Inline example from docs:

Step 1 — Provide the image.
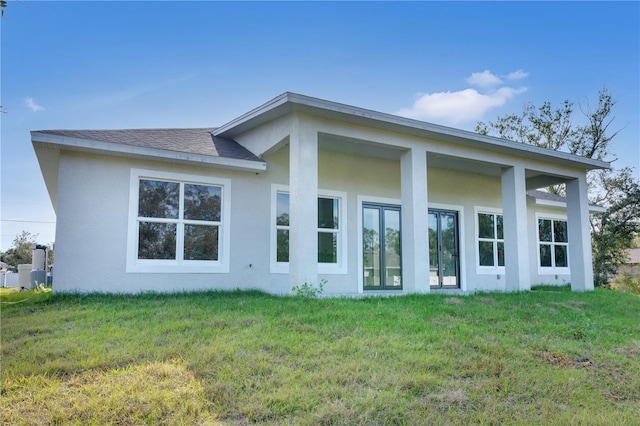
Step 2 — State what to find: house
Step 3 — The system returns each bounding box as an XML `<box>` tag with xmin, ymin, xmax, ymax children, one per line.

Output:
<box><xmin>31</xmin><ymin>93</ymin><xmax>609</xmax><ymax>295</ymax></box>
<box><xmin>619</xmin><ymin>248</ymin><xmax>640</xmax><ymax>275</ymax></box>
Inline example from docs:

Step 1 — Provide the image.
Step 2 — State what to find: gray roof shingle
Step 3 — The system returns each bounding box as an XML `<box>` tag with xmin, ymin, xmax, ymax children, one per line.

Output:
<box><xmin>36</xmin><ymin>128</ymin><xmax>262</xmax><ymax>162</ymax></box>
<box><xmin>527</xmin><ymin>189</ymin><xmax>567</xmax><ymax>202</ymax></box>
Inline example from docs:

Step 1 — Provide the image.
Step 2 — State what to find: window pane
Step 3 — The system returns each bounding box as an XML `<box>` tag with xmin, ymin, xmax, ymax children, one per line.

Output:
<box><xmin>318</xmin><ymin>232</ymin><xmax>337</xmax><ymax>263</ymax></box>
<box><xmin>555</xmin><ymin>245</ymin><xmax>568</xmax><ymax>267</ymax></box>
<box><xmin>496</xmin><ymin>215</ymin><xmax>504</xmax><ymax>240</ymax></box>
<box><xmin>539</xmin><ymin>244</ymin><xmax>552</xmax><ymax>267</ymax></box>
<box><xmin>478</xmin><ymin>213</ymin><xmax>495</xmax><ymax>239</ymax></box>
<box><xmin>440</xmin><ymin>213</ymin><xmax>457</xmax><ymax>281</ymax></box>
<box><xmin>138</xmin><ymin>222</ymin><xmax>176</xmax><ymax>259</ymax></box>
<box><xmin>497</xmin><ymin>242</ymin><xmax>505</xmax><ymax>266</ymax></box>
<box><xmin>554</xmin><ymin>220</ymin><xmax>568</xmax><ymax>243</ymax></box>
<box><xmin>384</xmin><ymin>209</ymin><xmax>402</xmax><ymax>287</ymax></box>
<box><xmin>276</xmin><ymin>229</ymin><xmax>289</xmax><ymax>262</ymax></box>
<box><xmin>184</xmin><ymin>224</ymin><xmax>218</xmax><ymax>260</ymax></box>
<box><xmin>276</xmin><ymin>193</ymin><xmax>289</xmax><ymax>226</ymax></box>
<box><xmin>138</xmin><ymin>180</ymin><xmax>179</xmax><ymax>219</ymax></box>
<box><xmin>363</xmin><ymin>208</ymin><xmax>380</xmax><ymax>287</ymax></box>
<box><xmin>479</xmin><ymin>241</ymin><xmax>495</xmax><ymax>266</ymax></box>
<box><xmin>539</xmin><ymin>219</ymin><xmax>552</xmax><ymax>242</ymax></box>
<box><xmin>429</xmin><ymin>213</ymin><xmax>438</xmax><ymax>277</ymax></box>
<box><xmin>184</xmin><ymin>184</ymin><xmax>221</xmax><ymax>221</ymax></box>
<box><xmin>318</xmin><ymin>198</ymin><xmax>338</xmax><ymax>229</ymax></box>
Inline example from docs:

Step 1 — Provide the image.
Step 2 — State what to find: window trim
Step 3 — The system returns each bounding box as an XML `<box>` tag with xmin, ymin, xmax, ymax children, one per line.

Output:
<box><xmin>474</xmin><ymin>206</ymin><xmax>506</xmax><ymax>275</ymax></box>
<box><xmin>535</xmin><ymin>212</ymin><xmax>570</xmax><ymax>275</ymax></box>
<box><xmin>126</xmin><ymin>168</ymin><xmax>231</xmax><ymax>273</ymax></box>
<box><xmin>270</xmin><ymin>184</ymin><xmax>348</xmax><ymax>274</ymax></box>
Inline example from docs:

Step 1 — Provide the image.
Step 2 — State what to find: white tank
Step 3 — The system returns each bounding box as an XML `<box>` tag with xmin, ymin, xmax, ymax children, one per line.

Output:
<box><xmin>32</xmin><ymin>246</ymin><xmax>46</xmax><ymax>271</ymax></box>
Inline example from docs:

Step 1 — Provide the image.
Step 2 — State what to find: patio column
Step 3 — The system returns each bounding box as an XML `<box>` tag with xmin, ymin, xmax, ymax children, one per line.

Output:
<box><xmin>501</xmin><ymin>165</ymin><xmax>531</xmax><ymax>291</ymax></box>
<box><xmin>289</xmin><ymin>116</ymin><xmax>318</xmax><ymax>291</ymax></box>
<box><xmin>401</xmin><ymin>148</ymin><xmax>430</xmax><ymax>293</ymax></box>
<box><xmin>566</xmin><ymin>175</ymin><xmax>594</xmax><ymax>291</ymax></box>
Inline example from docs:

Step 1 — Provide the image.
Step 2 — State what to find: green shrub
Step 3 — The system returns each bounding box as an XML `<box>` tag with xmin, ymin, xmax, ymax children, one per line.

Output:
<box><xmin>291</xmin><ymin>279</ymin><xmax>325</xmax><ymax>299</ymax></box>
<box><xmin>614</xmin><ymin>271</ymin><xmax>640</xmax><ymax>295</ymax></box>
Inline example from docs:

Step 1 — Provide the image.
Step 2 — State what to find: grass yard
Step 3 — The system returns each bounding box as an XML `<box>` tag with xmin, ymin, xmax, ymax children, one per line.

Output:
<box><xmin>1</xmin><ymin>286</ymin><xmax>639</xmax><ymax>425</ymax></box>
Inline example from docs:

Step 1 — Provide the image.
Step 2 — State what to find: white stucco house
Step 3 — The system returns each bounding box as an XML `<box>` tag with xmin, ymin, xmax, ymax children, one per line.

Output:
<box><xmin>32</xmin><ymin>93</ymin><xmax>609</xmax><ymax>295</ymax></box>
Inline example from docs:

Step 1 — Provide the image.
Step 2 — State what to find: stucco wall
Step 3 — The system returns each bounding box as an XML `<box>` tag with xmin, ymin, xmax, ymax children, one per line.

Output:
<box><xmin>53</xmin><ymin>146</ymin><xmax>573</xmax><ymax>294</ymax></box>
<box><xmin>54</xmin><ymin>152</ymin><xmax>278</xmax><ymax>293</ymax></box>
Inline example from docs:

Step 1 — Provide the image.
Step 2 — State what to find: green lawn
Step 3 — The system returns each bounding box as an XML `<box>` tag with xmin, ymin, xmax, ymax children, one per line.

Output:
<box><xmin>1</xmin><ymin>287</ymin><xmax>639</xmax><ymax>425</ymax></box>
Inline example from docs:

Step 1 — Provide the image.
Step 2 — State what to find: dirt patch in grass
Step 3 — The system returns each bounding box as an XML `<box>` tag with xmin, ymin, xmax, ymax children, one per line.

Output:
<box><xmin>549</xmin><ymin>301</ymin><xmax>588</xmax><ymax>309</ymax></box>
<box><xmin>537</xmin><ymin>351</ymin><xmax>593</xmax><ymax>369</ymax></box>
<box><xmin>420</xmin><ymin>389</ymin><xmax>470</xmax><ymax>412</ymax></box>
<box><xmin>1</xmin><ymin>361</ymin><xmax>220</xmax><ymax>425</ymax></box>
<box><xmin>613</xmin><ymin>341</ymin><xmax>640</xmax><ymax>358</ymax></box>
<box><xmin>444</xmin><ymin>297</ymin><xmax>465</xmax><ymax>305</ymax></box>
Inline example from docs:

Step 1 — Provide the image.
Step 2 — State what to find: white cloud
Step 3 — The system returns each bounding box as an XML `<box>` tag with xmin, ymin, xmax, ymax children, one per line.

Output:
<box><xmin>466</xmin><ymin>70</ymin><xmax>503</xmax><ymax>88</ymax></box>
<box><xmin>396</xmin><ymin>70</ymin><xmax>529</xmax><ymax>124</ymax></box>
<box><xmin>505</xmin><ymin>69</ymin><xmax>529</xmax><ymax>81</ymax></box>
<box><xmin>24</xmin><ymin>97</ymin><xmax>44</xmax><ymax>112</ymax></box>
<box><xmin>397</xmin><ymin>87</ymin><xmax>527</xmax><ymax>124</ymax></box>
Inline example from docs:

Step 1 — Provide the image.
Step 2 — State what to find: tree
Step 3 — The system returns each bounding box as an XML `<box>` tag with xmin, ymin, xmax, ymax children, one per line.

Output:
<box><xmin>476</xmin><ymin>88</ymin><xmax>639</xmax><ymax>285</ymax></box>
<box><xmin>590</xmin><ymin>168</ymin><xmax>640</xmax><ymax>285</ymax></box>
<box><xmin>476</xmin><ymin>89</ymin><xmax>619</xmax><ymax>162</ymax></box>
<box><xmin>0</xmin><ymin>231</ymin><xmax>54</xmax><ymax>271</ymax></box>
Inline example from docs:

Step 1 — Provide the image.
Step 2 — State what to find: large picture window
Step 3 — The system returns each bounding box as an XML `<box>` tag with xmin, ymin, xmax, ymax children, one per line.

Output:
<box><xmin>538</xmin><ymin>217</ymin><xmax>569</xmax><ymax>269</ymax></box>
<box><xmin>271</xmin><ymin>186</ymin><xmax>347</xmax><ymax>274</ymax></box>
<box><xmin>127</xmin><ymin>169</ymin><xmax>230</xmax><ymax>273</ymax></box>
<box><xmin>476</xmin><ymin>211</ymin><xmax>504</xmax><ymax>269</ymax></box>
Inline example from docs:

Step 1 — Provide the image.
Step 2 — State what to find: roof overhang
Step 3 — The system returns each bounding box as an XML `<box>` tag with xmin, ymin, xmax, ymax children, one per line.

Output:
<box><xmin>32</xmin><ymin>131</ymin><xmax>267</xmax><ymax>212</ymax></box>
<box><xmin>214</xmin><ymin>92</ymin><xmax>611</xmax><ymax>172</ymax></box>
<box><xmin>31</xmin><ymin>131</ymin><xmax>267</xmax><ymax>172</ymax></box>
<box><xmin>527</xmin><ymin>194</ymin><xmax>607</xmax><ymax>213</ymax></box>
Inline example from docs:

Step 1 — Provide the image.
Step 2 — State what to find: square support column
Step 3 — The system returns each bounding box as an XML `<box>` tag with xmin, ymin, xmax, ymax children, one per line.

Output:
<box><xmin>566</xmin><ymin>175</ymin><xmax>594</xmax><ymax>291</ymax></box>
<box><xmin>288</xmin><ymin>117</ymin><xmax>318</xmax><ymax>291</ymax></box>
<box><xmin>501</xmin><ymin>166</ymin><xmax>531</xmax><ymax>291</ymax></box>
<box><xmin>401</xmin><ymin>148</ymin><xmax>430</xmax><ymax>293</ymax></box>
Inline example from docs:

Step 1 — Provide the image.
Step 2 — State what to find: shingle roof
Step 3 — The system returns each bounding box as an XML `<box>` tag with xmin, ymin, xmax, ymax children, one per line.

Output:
<box><xmin>36</xmin><ymin>128</ymin><xmax>262</xmax><ymax>162</ymax></box>
<box><xmin>526</xmin><ymin>189</ymin><xmax>567</xmax><ymax>202</ymax></box>
<box><xmin>626</xmin><ymin>248</ymin><xmax>640</xmax><ymax>264</ymax></box>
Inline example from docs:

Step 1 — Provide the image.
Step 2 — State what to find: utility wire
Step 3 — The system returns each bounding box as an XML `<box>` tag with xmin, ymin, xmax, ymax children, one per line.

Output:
<box><xmin>1</xmin><ymin>220</ymin><xmax>56</xmax><ymax>224</ymax></box>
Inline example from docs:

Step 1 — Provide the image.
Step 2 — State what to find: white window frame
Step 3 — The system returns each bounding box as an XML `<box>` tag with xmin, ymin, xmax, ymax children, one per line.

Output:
<box><xmin>270</xmin><ymin>184</ymin><xmax>348</xmax><ymax>274</ymax></box>
<box><xmin>474</xmin><ymin>206</ymin><xmax>506</xmax><ymax>275</ymax></box>
<box><xmin>126</xmin><ymin>168</ymin><xmax>231</xmax><ymax>273</ymax></box>
<box><xmin>535</xmin><ymin>212</ymin><xmax>570</xmax><ymax>275</ymax></box>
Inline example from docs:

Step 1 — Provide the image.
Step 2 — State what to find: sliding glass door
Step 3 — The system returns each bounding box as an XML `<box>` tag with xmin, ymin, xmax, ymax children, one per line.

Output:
<box><xmin>363</xmin><ymin>204</ymin><xmax>402</xmax><ymax>290</ymax></box>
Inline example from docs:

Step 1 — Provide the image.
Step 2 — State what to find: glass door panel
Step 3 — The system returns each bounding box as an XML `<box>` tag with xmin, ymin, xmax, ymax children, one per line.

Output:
<box><xmin>440</xmin><ymin>212</ymin><xmax>458</xmax><ymax>287</ymax></box>
<box><xmin>384</xmin><ymin>209</ymin><xmax>402</xmax><ymax>288</ymax></box>
<box><xmin>363</xmin><ymin>207</ymin><xmax>381</xmax><ymax>288</ymax></box>
<box><xmin>428</xmin><ymin>212</ymin><xmax>439</xmax><ymax>286</ymax></box>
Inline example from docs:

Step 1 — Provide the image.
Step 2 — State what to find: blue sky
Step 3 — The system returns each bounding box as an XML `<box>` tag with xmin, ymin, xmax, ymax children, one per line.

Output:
<box><xmin>1</xmin><ymin>1</ymin><xmax>638</xmax><ymax>250</ymax></box>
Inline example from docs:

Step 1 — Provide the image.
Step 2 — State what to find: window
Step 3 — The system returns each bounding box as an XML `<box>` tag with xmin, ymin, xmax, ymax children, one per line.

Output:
<box><xmin>317</xmin><ymin>197</ymin><xmax>339</xmax><ymax>263</ymax></box>
<box><xmin>127</xmin><ymin>169</ymin><xmax>230</xmax><ymax>273</ymax></box>
<box><xmin>538</xmin><ymin>217</ymin><xmax>568</xmax><ymax>269</ymax></box>
<box><xmin>477</xmin><ymin>211</ymin><xmax>504</xmax><ymax>269</ymax></box>
<box><xmin>271</xmin><ymin>185</ymin><xmax>346</xmax><ymax>273</ymax></box>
